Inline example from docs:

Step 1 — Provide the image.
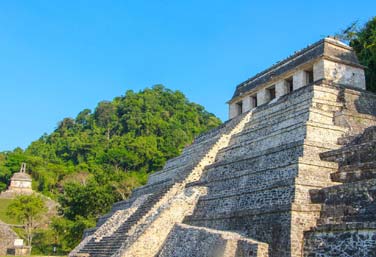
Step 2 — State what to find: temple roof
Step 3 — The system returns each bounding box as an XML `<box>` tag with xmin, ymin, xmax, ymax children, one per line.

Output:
<box><xmin>230</xmin><ymin>37</ymin><xmax>364</xmax><ymax>102</ymax></box>
<box><xmin>11</xmin><ymin>172</ymin><xmax>32</xmax><ymax>181</ymax></box>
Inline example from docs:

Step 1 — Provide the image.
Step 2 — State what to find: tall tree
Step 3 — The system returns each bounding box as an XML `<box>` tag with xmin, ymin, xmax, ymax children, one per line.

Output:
<box><xmin>7</xmin><ymin>194</ymin><xmax>47</xmax><ymax>246</ymax></box>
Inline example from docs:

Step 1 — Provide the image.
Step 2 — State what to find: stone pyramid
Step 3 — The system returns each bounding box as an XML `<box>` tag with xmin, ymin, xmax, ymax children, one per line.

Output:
<box><xmin>70</xmin><ymin>38</ymin><xmax>376</xmax><ymax>257</ymax></box>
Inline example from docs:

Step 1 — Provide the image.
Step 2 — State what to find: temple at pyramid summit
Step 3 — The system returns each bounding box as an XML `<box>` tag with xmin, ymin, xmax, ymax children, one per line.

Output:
<box><xmin>70</xmin><ymin>37</ymin><xmax>376</xmax><ymax>257</ymax></box>
<box><xmin>0</xmin><ymin>163</ymin><xmax>33</xmax><ymax>198</ymax></box>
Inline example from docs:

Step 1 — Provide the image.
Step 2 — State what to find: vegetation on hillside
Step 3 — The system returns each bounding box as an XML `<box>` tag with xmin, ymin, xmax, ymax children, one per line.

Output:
<box><xmin>0</xmin><ymin>198</ymin><xmax>20</xmax><ymax>225</ymax></box>
<box><xmin>7</xmin><ymin>194</ymin><xmax>47</xmax><ymax>246</ymax></box>
<box><xmin>0</xmin><ymin>85</ymin><xmax>221</xmax><ymax>254</ymax></box>
<box><xmin>337</xmin><ymin>16</ymin><xmax>376</xmax><ymax>93</ymax></box>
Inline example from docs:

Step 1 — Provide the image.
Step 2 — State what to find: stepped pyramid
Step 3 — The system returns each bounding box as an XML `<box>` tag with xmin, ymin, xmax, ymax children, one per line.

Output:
<box><xmin>70</xmin><ymin>38</ymin><xmax>376</xmax><ymax>257</ymax></box>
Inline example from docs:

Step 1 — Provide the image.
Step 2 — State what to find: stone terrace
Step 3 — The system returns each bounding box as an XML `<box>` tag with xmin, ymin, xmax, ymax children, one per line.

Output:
<box><xmin>304</xmin><ymin>126</ymin><xmax>376</xmax><ymax>257</ymax></box>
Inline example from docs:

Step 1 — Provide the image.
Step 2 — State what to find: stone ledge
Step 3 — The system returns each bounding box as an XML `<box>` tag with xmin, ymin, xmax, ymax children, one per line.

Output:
<box><xmin>219</xmin><ymin>124</ymin><xmax>307</xmax><ymax>157</ymax></box>
<box><xmin>196</xmin><ymin>111</ymin><xmax>246</xmax><ymax>143</ymax></box>
<box><xmin>186</xmin><ymin>203</ymin><xmax>322</xmax><ymax>222</ymax></box>
<box><xmin>246</xmin><ymin>97</ymin><xmax>311</xmax><ymax>124</ymax></box>
<box><xmin>307</xmin><ymin>222</ymin><xmax>376</xmax><ymax>233</ymax></box>
<box><xmin>207</xmin><ymin>140</ymin><xmax>305</xmax><ymax>170</ymax></box>
<box><xmin>310</xmin><ymin>178</ymin><xmax>376</xmax><ymax>204</ymax></box>
<box><xmin>335</xmin><ymin>109</ymin><xmax>376</xmax><ymax>122</ymax></box>
<box><xmin>331</xmin><ymin>161</ymin><xmax>376</xmax><ymax>182</ymax></box>
<box><xmin>198</xmin><ymin>178</ymin><xmax>295</xmax><ymax>201</ymax></box>
<box><xmin>320</xmin><ymin>141</ymin><xmax>376</xmax><ymax>162</ymax></box>
<box><xmin>132</xmin><ymin>179</ymin><xmax>173</xmax><ymax>196</ymax></box>
<box><xmin>197</xmin><ymin>163</ymin><xmax>298</xmax><ymax>186</ymax></box>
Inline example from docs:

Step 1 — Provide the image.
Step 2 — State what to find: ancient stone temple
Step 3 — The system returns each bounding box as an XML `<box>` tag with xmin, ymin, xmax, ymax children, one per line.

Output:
<box><xmin>0</xmin><ymin>163</ymin><xmax>33</xmax><ymax>198</ymax></box>
<box><xmin>0</xmin><ymin>163</ymin><xmax>33</xmax><ymax>255</ymax></box>
<box><xmin>70</xmin><ymin>37</ymin><xmax>376</xmax><ymax>257</ymax></box>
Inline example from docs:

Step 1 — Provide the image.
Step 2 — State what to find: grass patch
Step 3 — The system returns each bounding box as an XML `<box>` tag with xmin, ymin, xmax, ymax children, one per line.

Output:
<box><xmin>0</xmin><ymin>255</ymin><xmax>67</xmax><ymax>257</ymax></box>
<box><xmin>0</xmin><ymin>198</ymin><xmax>20</xmax><ymax>224</ymax></box>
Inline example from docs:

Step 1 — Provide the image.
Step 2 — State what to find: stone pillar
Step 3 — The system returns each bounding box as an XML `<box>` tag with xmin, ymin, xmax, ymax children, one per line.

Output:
<box><xmin>242</xmin><ymin>96</ymin><xmax>252</xmax><ymax>113</ymax></box>
<box><xmin>257</xmin><ymin>89</ymin><xmax>268</xmax><ymax>105</ymax></box>
<box><xmin>313</xmin><ymin>59</ymin><xmax>325</xmax><ymax>81</ymax></box>
<box><xmin>275</xmin><ymin>80</ymin><xmax>288</xmax><ymax>98</ymax></box>
<box><xmin>293</xmin><ymin>70</ymin><xmax>306</xmax><ymax>90</ymax></box>
<box><xmin>250</xmin><ymin>95</ymin><xmax>258</xmax><ymax>109</ymax></box>
<box><xmin>229</xmin><ymin>103</ymin><xmax>238</xmax><ymax>119</ymax></box>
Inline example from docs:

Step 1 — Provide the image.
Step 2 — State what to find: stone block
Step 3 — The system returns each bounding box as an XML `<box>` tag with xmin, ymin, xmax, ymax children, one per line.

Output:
<box><xmin>157</xmin><ymin>224</ymin><xmax>268</xmax><ymax>257</ymax></box>
<box><xmin>257</xmin><ymin>89</ymin><xmax>268</xmax><ymax>105</ymax></box>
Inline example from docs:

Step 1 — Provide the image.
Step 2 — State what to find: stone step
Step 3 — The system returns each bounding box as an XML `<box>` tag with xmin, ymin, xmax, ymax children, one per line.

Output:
<box><xmin>337</xmin><ymin>135</ymin><xmax>356</xmax><ymax>145</ymax></box>
<box><xmin>304</xmin><ymin>222</ymin><xmax>376</xmax><ymax>257</ymax></box>
<box><xmin>311</xmin><ymin>97</ymin><xmax>343</xmax><ymax>113</ymax></box>
<box><xmin>331</xmin><ymin>161</ymin><xmax>376</xmax><ymax>182</ymax></box>
<box><xmin>316</xmin><ymin>204</ymin><xmax>357</xmax><ymax>225</ymax></box>
<box><xmin>220</xmin><ymin>122</ymin><xmax>307</xmax><ymax>161</ymax></box>
<box><xmin>193</xmin><ymin>112</ymin><xmax>245</xmax><ymax>144</ymax></box>
<box><xmin>182</xmin><ymin>135</ymin><xmax>223</xmax><ymax>154</ymax></box>
<box><xmin>310</xmin><ymin>179</ymin><xmax>376</xmax><ymax>227</ymax></box>
<box><xmin>131</xmin><ymin>179</ymin><xmax>172</xmax><ymax>197</ymax></box>
<box><xmin>344</xmin><ymin>213</ymin><xmax>376</xmax><ymax>222</ymax></box>
<box><xmin>311</xmin><ymin>179</ymin><xmax>376</xmax><ymax>204</ymax></box>
<box><xmin>205</xmin><ymin>140</ymin><xmax>306</xmax><ymax>176</ymax></box>
<box><xmin>320</xmin><ymin>141</ymin><xmax>376</xmax><ymax>166</ymax></box>
<box><xmin>241</xmin><ymin>101</ymin><xmax>311</xmax><ymax>135</ymax></box>
<box><xmin>77</xmin><ymin>186</ymin><xmax>173</xmax><ymax>255</ymax></box>
<box><xmin>231</xmin><ymin>114</ymin><xmax>308</xmax><ymax>147</ymax></box>
<box><xmin>203</xmin><ymin>178</ymin><xmax>295</xmax><ymax>201</ymax></box>
<box><xmin>193</xmin><ymin>185</ymin><xmax>294</xmax><ymax>218</ymax></box>
<box><xmin>161</xmin><ymin>149</ymin><xmax>208</xmax><ymax>171</ymax></box>
<box><xmin>147</xmin><ymin>163</ymin><xmax>197</xmax><ymax>185</ymax></box>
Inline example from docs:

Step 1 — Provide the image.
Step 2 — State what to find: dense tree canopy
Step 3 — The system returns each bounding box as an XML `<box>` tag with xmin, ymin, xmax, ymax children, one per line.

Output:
<box><xmin>0</xmin><ymin>85</ymin><xmax>221</xmax><ymax>253</ymax></box>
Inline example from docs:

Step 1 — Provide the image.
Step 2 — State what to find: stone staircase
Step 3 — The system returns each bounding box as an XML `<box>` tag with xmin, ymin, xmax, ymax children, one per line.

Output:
<box><xmin>114</xmin><ymin>111</ymin><xmax>253</xmax><ymax>257</ymax></box>
<box><xmin>75</xmin><ymin>186</ymin><xmax>172</xmax><ymax>257</ymax></box>
<box><xmin>70</xmin><ymin>110</ymin><xmax>253</xmax><ymax>257</ymax></box>
<box><xmin>304</xmin><ymin>126</ymin><xmax>376</xmax><ymax>257</ymax></box>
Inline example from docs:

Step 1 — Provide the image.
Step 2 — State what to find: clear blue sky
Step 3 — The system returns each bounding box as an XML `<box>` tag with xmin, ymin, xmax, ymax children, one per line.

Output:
<box><xmin>0</xmin><ymin>1</ymin><xmax>375</xmax><ymax>151</ymax></box>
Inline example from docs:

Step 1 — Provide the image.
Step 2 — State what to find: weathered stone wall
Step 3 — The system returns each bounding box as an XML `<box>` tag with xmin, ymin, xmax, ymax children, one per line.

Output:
<box><xmin>316</xmin><ymin>59</ymin><xmax>366</xmax><ymax>89</ymax></box>
<box><xmin>0</xmin><ymin>221</ymin><xmax>19</xmax><ymax>255</ymax></box>
<box><xmin>157</xmin><ymin>223</ymin><xmax>268</xmax><ymax>257</ymax></box>
<box><xmin>9</xmin><ymin>180</ymin><xmax>32</xmax><ymax>189</ymax></box>
<box><xmin>304</xmin><ymin>226</ymin><xmax>376</xmax><ymax>257</ymax></box>
<box><xmin>334</xmin><ymin>85</ymin><xmax>376</xmax><ymax>134</ymax></box>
